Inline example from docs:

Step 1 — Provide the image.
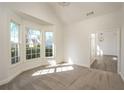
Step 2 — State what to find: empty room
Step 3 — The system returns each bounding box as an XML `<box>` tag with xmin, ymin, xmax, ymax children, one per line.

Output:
<box><xmin>0</xmin><ymin>1</ymin><xmax>124</xmax><ymax>90</ymax></box>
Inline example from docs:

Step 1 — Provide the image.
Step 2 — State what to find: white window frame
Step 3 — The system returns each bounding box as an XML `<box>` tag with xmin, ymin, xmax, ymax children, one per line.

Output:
<box><xmin>25</xmin><ymin>27</ymin><xmax>42</xmax><ymax>60</ymax></box>
<box><xmin>10</xmin><ymin>20</ymin><xmax>21</xmax><ymax>65</ymax></box>
<box><xmin>44</xmin><ymin>31</ymin><xmax>55</xmax><ymax>59</ymax></box>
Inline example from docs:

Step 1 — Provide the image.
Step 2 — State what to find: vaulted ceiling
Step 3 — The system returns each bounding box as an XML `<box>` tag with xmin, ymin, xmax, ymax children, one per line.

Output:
<box><xmin>49</xmin><ymin>2</ymin><xmax>122</xmax><ymax>24</ymax></box>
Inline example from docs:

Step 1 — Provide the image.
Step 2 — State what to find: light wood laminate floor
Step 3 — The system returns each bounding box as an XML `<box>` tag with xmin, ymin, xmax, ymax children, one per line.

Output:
<box><xmin>91</xmin><ymin>55</ymin><xmax>117</xmax><ymax>73</ymax></box>
<box><xmin>0</xmin><ymin>64</ymin><xmax>124</xmax><ymax>90</ymax></box>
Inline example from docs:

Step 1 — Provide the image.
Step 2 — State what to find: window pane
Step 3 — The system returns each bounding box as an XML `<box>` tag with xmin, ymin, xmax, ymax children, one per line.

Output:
<box><xmin>15</xmin><ymin>49</ymin><xmax>18</xmax><ymax>57</ymax></box>
<box><xmin>32</xmin><ymin>54</ymin><xmax>35</xmax><ymax>58</ymax></box>
<box><xmin>45</xmin><ymin>53</ymin><xmax>50</xmax><ymax>57</ymax></box>
<box><xmin>11</xmin><ymin>58</ymin><xmax>15</xmax><ymax>64</ymax></box>
<box><xmin>37</xmin><ymin>48</ymin><xmax>40</xmax><ymax>53</ymax></box>
<box><xmin>45</xmin><ymin>32</ymin><xmax>53</xmax><ymax>57</ymax></box>
<box><xmin>32</xmin><ymin>47</ymin><xmax>36</xmax><ymax>54</ymax></box>
<box><xmin>37</xmin><ymin>44</ymin><xmax>40</xmax><ymax>48</ymax></box>
<box><xmin>35</xmin><ymin>54</ymin><xmax>37</xmax><ymax>58</ymax></box>
<box><xmin>26</xmin><ymin>45</ymin><xmax>29</xmax><ymax>48</ymax></box>
<box><xmin>11</xmin><ymin>48</ymin><xmax>15</xmax><ymax>57</ymax></box>
<box><xmin>10</xmin><ymin>22</ymin><xmax>19</xmax><ymax>43</ymax></box>
<box><xmin>26</xmin><ymin>55</ymin><xmax>31</xmax><ymax>60</ymax></box>
<box><xmin>16</xmin><ymin>57</ymin><xmax>19</xmax><ymax>63</ymax></box>
<box><xmin>45</xmin><ymin>48</ymin><xmax>52</xmax><ymax>52</ymax></box>
<box><xmin>37</xmin><ymin>54</ymin><xmax>40</xmax><ymax>57</ymax></box>
<box><xmin>26</xmin><ymin>29</ymin><xmax>40</xmax><ymax>45</ymax></box>
<box><xmin>26</xmin><ymin>49</ymin><xmax>31</xmax><ymax>55</ymax></box>
<box><xmin>49</xmin><ymin>53</ymin><xmax>53</xmax><ymax>56</ymax></box>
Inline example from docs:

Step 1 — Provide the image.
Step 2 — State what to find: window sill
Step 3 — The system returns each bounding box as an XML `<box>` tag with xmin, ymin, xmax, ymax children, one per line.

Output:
<box><xmin>10</xmin><ymin>61</ymin><xmax>23</xmax><ymax>68</ymax></box>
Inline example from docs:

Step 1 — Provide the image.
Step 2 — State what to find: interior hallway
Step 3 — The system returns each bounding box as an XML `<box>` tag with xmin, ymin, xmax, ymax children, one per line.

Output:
<box><xmin>91</xmin><ymin>55</ymin><xmax>117</xmax><ymax>73</ymax></box>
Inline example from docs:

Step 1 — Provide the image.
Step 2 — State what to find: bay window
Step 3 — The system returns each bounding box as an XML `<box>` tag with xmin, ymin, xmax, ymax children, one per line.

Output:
<box><xmin>10</xmin><ymin>20</ymin><xmax>55</xmax><ymax>64</ymax></box>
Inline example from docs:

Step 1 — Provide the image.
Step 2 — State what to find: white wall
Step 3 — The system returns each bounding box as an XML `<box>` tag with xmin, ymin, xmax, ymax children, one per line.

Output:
<box><xmin>63</xmin><ymin>11</ymin><xmax>122</xmax><ymax>67</ymax></box>
<box><xmin>0</xmin><ymin>8</ymin><xmax>9</xmax><ymax>84</ymax></box>
<box><xmin>120</xmin><ymin>4</ymin><xmax>124</xmax><ymax>80</ymax></box>
<box><xmin>0</xmin><ymin>3</ymin><xmax>64</xmax><ymax>85</ymax></box>
<box><xmin>96</xmin><ymin>31</ymin><xmax>118</xmax><ymax>56</ymax></box>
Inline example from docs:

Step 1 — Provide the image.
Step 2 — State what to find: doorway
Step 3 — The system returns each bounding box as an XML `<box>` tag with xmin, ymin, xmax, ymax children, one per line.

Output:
<box><xmin>90</xmin><ymin>28</ymin><xmax>120</xmax><ymax>73</ymax></box>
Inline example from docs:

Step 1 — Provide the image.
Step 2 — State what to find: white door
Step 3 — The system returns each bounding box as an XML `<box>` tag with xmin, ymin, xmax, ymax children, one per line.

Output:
<box><xmin>95</xmin><ymin>28</ymin><xmax>120</xmax><ymax>73</ymax></box>
<box><xmin>96</xmin><ymin>31</ymin><xmax>117</xmax><ymax>56</ymax></box>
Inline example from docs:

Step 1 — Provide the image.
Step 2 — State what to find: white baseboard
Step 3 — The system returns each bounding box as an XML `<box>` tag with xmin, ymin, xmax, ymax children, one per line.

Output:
<box><xmin>0</xmin><ymin>62</ymin><xmax>49</xmax><ymax>86</ymax></box>
<box><xmin>0</xmin><ymin>71</ymin><xmax>22</xmax><ymax>86</ymax></box>
<box><xmin>75</xmin><ymin>63</ymin><xmax>90</xmax><ymax>68</ymax></box>
<box><xmin>90</xmin><ymin>57</ymin><xmax>96</xmax><ymax>66</ymax></box>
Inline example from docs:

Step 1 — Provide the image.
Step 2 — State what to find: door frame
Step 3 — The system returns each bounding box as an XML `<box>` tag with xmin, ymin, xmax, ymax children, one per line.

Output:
<box><xmin>89</xmin><ymin>28</ymin><xmax>121</xmax><ymax>73</ymax></box>
<box><xmin>89</xmin><ymin>33</ymin><xmax>97</xmax><ymax>65</ymax></box>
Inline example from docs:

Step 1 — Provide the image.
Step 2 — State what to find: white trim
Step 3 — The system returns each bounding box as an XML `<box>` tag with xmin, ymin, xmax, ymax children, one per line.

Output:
<box><xmin>89</xmin><ymin>33</ymin><xmax>97</xmax><ymax>66</ymax></box>
<box><xmin>9</xmin><ymin>12</ymin><xmax>23</xmax><ymax>68</ymax></box>
<box><xmin>117</xmin><ymin>28</ymin><xmax>121</xmax><ymax>73</ymax></box>
<box><xmin>76</xmin><ymin>63</ymin><xmax>89</xmax><ymax>68</ymax></box>
<box><xmin>89</xmin><ymin>28</ymin><xmax>121</xmax><ymax>74</ymax></box>
<box><xmin>44</xmin><ymin>31</ymin><xmax>55</xmax><ymax>59</ymax></box>
<box><xmin>119</xmin><ymin>72</ymin><xmax>124</xmax><ymax>81</ymax></box>
<box><xmin>0</xmin><ymin>61</ymin><xmax>49</xmax><ymax>86</ymax></box>
<box><xmin>90</xmin><ymin>57</ymin><xmax>96</xmax><ymax>66</ymax></box>
<box><xmin>0</xmin><ymin>70</ymin><xmax>22</xmax><ymax>86</ymax></box>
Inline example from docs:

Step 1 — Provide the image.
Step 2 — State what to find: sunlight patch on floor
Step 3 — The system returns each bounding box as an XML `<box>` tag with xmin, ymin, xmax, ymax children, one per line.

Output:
<box><xmin>32</xmin><ymin>66</ymin><xmax>74</xmax><ymax>76</ymax></box>
<box><xmin>56</xmin><ymin>66</ymin><xmax>74</xmax><ymax>72</ymax></box>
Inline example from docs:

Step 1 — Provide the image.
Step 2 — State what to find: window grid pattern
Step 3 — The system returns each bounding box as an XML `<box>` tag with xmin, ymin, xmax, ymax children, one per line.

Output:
<box><xmin>26</xmin><ymin>29</ymin><xmax>41</xmax><ymax>60</ymax></box>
